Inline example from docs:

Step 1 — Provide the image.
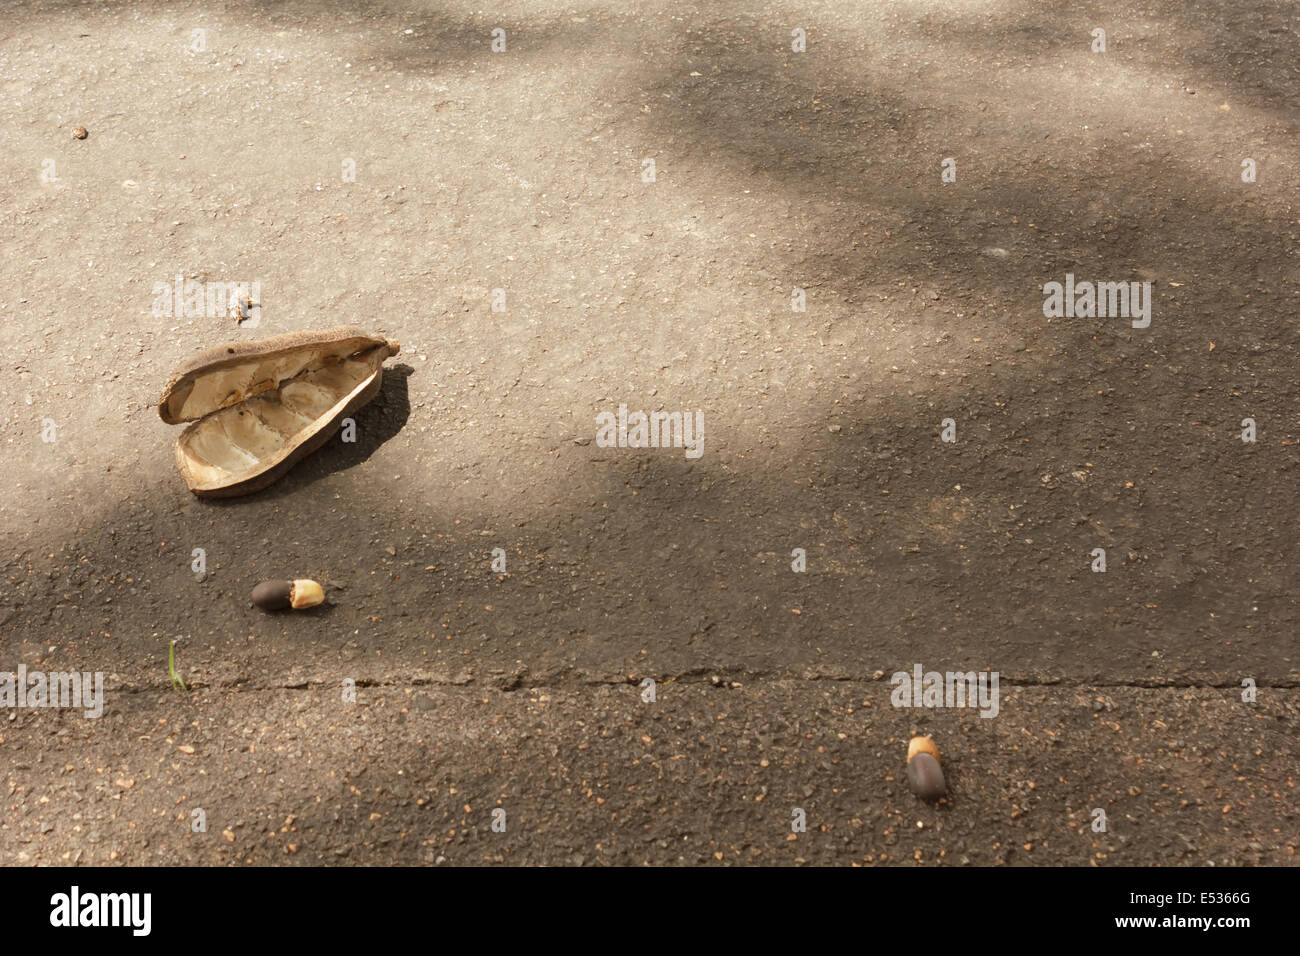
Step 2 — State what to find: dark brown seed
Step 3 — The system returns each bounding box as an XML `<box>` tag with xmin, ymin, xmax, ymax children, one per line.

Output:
<box><xmin>71</xmin><ymin>126</ymin><xmax>88</xmax><ymax>139</ymax></box>
<box><xmin>907</xmin><ymin>752</ymin><xmax>946</xmax><ymax>800</ymax></box>
<box><xmin>251</xmin><ymin>579</ymin><xmax>325</xmax><ymax>611</ymax></box>
<box><xmin>251</xmin><ymin>580</ymin><xmax>294</xmax><ymax>611</ymax></box>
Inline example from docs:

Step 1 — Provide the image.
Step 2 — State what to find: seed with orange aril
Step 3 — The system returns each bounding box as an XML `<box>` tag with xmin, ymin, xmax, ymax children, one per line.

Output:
<box><xmin>251</xmin><ymin>579</ymin><xmax>324</xmax><ymax>611</ymax></box>
<box><xmin>906</xmin><ymin>736</ymin><xmax>946</xmax><ymax>800</ymax></box>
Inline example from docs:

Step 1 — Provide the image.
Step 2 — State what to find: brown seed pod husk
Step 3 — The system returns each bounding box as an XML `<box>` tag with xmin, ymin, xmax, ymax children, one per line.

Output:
<box><xmin>158</xmin><ymin>327</ymin><xmax>399</xmax><ymax>497</ymax></box>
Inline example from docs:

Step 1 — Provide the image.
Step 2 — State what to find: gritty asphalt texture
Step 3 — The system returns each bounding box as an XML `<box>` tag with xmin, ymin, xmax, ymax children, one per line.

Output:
<box><xmin>1</xmin><ymin>0</ymin><xmax>1297</xmax><ymax>865</ymax></box>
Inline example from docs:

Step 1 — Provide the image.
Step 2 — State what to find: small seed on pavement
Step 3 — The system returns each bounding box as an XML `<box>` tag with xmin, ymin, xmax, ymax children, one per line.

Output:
<box><xmin>251</xmin><ymin>579</ymin><xmax>325</xmax><ymax>611</ymax></box>
<box><xmin>906</xmin><ymin>736</ymin><xmax>946</xmax><ymax>800</ymax></box>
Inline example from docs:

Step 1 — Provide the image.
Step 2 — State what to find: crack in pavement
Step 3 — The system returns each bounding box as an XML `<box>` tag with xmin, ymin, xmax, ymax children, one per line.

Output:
<box><xmin>75</xmin><ymin>673</ymin><xmax>1300</xmax><ymax>695</ymax></box>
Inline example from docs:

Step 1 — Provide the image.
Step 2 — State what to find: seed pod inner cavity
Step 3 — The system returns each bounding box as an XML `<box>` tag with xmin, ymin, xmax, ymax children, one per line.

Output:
<box><xmin>159</xmin><ymin>327</ymin><xmax>399</xmax><ymax>497</ymax></box>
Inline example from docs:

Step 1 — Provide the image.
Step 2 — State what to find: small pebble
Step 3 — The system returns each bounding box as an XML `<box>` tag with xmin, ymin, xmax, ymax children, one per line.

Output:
<box><xmin>71</xmin><ymin>125</ymin><xmax>88</xmax><ymax>139</ymax></box>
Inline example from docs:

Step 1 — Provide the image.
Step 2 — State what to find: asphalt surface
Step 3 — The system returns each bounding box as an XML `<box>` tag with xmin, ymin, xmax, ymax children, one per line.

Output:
<box><xmin>1</xmin><ymin>0</ymin><xmax>1296</xmax><ymax>865</ymax></box>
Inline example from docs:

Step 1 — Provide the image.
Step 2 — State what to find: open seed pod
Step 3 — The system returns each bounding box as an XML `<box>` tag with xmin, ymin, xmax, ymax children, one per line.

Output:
<box><xmin>159</xmin><ymin>327</ymin><xmax>400</xmax><ymax>497</ymax></box>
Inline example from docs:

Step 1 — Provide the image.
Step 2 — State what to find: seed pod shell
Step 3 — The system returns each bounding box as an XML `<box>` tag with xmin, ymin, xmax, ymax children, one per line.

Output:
<box><xmin>158</xmin><ymin>327</ymin><xmax>400</xmax><ymax>497</ymax></box>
